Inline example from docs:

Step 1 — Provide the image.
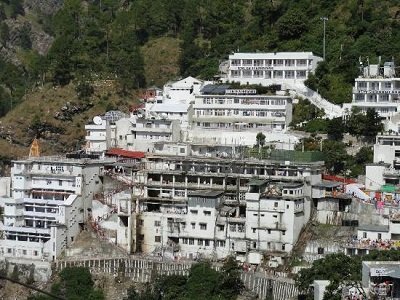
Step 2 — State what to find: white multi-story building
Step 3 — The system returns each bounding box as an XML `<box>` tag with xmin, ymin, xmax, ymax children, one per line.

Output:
<box><xmin>115</xmin><ymin>116</ymin><xmax>181</xmax><ymax>152</ymax></box>
<box><xmin>85</xmin><ymin>118</ymin><xmax>116</xmax><ymax>155</ymax></box>
<box><xmin>145</xmin><ymin>76</ymin><xmax>204</xmax><ymax>129</ymax></box>
<box><xmin>113</xmin><ymin>153</ymin><xmax>323</xmax><ymax>264</ymax></box>
<box><xmin>193</xmin><ymin>85</ymin><xmax>292</xmax><ymax>131</ymax></box>
<box><xmin>245</xmin><ymin>180</ymin><xmax>310</xmax><ymax>265</ymax></box>
<box><xmin>366</xmin><ymin>133</ymin><xmax>400</xmax><ymax>190</ymax></box>
<box><xmin>85</xmin><ymin>114</ymin><xmax>182</xmax><ymax>154</ymax></box>
<box><xmin>220</xmin><ymin>52</ymin><xmax>322</xmax><ymax>87</ymax></box>
<box><xmin>343</xmin><ymin>62</ymin><xmax>400</xmax><ymax>118</ymax></box>
<box><xmin>0</xmin><ymin>156</ymin><xmax>110</xmax><ymax>262</ymax></box>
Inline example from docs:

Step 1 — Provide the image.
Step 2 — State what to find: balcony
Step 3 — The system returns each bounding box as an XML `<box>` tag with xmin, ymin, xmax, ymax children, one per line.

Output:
<box><xmin>383</xmin><ymin>168</ymin><xmax>400</xmax><ymax>177</ymax></box>
<box><xmin>133</xmin><ymin>127</ymin><xmax>172</xmax><ymax>133</ymax></box>
<box><xmin>85</xmin><ymin>135</ymin><xmax>107</xmax><ymax>141</ymax></box>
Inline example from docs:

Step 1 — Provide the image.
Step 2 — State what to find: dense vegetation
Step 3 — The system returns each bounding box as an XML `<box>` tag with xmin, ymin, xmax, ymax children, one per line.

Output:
<box><xmin>296</xmin><ymin>250</ymin><xmax>400</xmax><ymax>300</ymax></box>
<box><xmin>28</xmin><ymin>266</ymin><xmax>104</xmax><ymax>300</ymax></box>
<box><xmin>0</xmin><ymin>0</ymin><xmax>399</xmax><ymax>117</ymax></box>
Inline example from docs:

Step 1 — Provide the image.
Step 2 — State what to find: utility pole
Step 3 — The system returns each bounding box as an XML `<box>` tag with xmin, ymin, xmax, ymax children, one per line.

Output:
<box><xmin>320</xmin><ymin>17</ymin><xmax>328</xmax><ymax>61</ymax></box>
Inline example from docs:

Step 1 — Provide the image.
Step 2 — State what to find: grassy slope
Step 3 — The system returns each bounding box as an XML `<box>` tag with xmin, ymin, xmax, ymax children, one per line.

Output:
<box><xmin>141</xmin><ymin>37</ymin><xmax>181</xmax><ymax>87</ymax></box>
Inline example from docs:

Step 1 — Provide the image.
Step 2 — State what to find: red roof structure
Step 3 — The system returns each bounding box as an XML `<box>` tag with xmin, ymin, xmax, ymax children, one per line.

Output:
<box><xmin>106</xmin><ymin>148</ymin><xmax>145</xmax><ymax>159</ymax></box>
<box><xmin>322</xmin><ymin>174</ymin><xmax>356</xmax><ymax>184</ymax></box>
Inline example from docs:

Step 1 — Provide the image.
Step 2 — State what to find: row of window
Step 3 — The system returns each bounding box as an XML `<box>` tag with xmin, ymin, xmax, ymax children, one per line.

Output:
<box><xmin>200</xmin><ymin>98</ymin><xmax>288</xmax><ymax>106</ymax></box>
<box><xmin>354</xmin><ymin>94</ymin><xmax>391</xmax><ymax>102</ymax></box>
<box><xmin>189</xmin><ymin>209</ymin><xmax>211</xmax><ymax>216</ymax></box>
<box><xmin>231</xmin><ymin>59</ymin><xmax>309</xmax><ymax>66</ymax></box>
<box><xmin>230</xmin><ymin>70</ymin><xmax>307</xmax><ymax>79</ymax></box>
<box><xmin>195</xmin><ymin>109</ymin><xmax>285</xmax><ymax>118</ymax></box>
<box><xmin>195</xmin><ymin>122</ymin><xmax>285</xmax><ymax>130</ymax></box>
<box><xmin>357</xmin><ymin>81</ymin><xmax>393</xmax><ymax>89</ymax></box>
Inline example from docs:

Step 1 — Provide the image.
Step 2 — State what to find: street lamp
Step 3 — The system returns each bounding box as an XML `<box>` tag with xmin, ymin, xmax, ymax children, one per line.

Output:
<box><xmin>320</xmin><ymin>17</ymin><xmax>328</xmax><ymax>61</ymax></box>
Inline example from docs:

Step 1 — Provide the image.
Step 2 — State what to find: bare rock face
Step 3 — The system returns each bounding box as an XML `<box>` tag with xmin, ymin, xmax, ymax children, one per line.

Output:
<box><xmin>23</xmin><ymin>0</ymin><xmax>64</xmax><ymax>16</ymax></box>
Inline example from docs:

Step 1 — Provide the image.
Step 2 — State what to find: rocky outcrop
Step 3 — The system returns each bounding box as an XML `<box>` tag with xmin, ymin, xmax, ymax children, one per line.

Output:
<box><xmin>54</xmin><ymin>101</ymin><xmax>94</xmax><ymax>121</ymax></box>
<box><xmin>23</xmin><ymin>0</ymin><xmax>64</xmax><ymax>16</ymax></box>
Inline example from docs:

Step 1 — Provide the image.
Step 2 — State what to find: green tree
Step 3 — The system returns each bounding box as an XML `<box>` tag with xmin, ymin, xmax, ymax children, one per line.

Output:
<box><xmin>18</xmin><ymin>24</ymin><xmax>32</xmax><ymax>49</ymax></box>
<box><xmin>276</xmin><ymin>8</ymin><xmax>308</xmax><ymax>40</ymax></box>
<box><xmin>322</xmin><ymin>140</ymin><xmax>349</xmax><ymax>174</ymax></box>
<box><xmin>0</xmin><ymin>21</ymin><xmax>9</xmax><ymax>45</ymax></box>
<box><xmin>362</xmin><ymin>108</ymin><xmax>383</xmax><ymax>142</ymax></box>
<box><xmin>326</xmin><ymin>117</ymin><xmax>345</xmax><ymax>141</ymax></box>
<box><xmin>256</xmin><ymin>132</ymin><xmax>266</xmax><ymax>147</ymax></box>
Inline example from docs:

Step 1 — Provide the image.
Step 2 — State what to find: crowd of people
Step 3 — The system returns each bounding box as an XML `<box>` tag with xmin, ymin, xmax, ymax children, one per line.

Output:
<box><xmin>347</xmin><ymin>238</ymin><xmax>400</xmax><ymax>250</ymax></box>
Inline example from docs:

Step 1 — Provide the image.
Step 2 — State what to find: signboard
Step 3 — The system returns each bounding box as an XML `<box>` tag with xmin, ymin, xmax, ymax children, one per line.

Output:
<box><xmin>226</xmin><ymin>89</ymin><xmax>257</xmax><ymax>95</ymax></box>
<box><xmin>231</xmin><ymin>66</ymin><xmax>274</xmax><ymax>71</ymax></box>
<box><xmin>370</xmin><ymin>268</ymin><xmax>393</xmax><ymax>276</ymax></box>
<box><xmin>358</xmin><ymin>90</ymin><xmax>400</xmax><ymax>94</ymax></box>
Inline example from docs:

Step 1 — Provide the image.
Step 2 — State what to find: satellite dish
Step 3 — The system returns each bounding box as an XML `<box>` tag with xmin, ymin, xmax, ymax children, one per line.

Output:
<box><xmin>93</xmin><ymin>116</ymin><xmax>102</xmax><ymax>125</ymax></box>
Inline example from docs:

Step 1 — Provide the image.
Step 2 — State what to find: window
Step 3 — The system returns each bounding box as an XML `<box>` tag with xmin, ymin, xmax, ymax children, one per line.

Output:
<box><xmin>274</xmin><ymin>202</ymin><xmax>278</xmax><ymax>207</ymax></box>
<box><xmin>268</xmin><ymin>229</ymin><xmax>271</xmax><ymax>234</ymax></box>
<box><xmin>154</xmin><ymin>221</ymin><xmax>161</xmax><ymax>227</ymax></box>
<box><xmin>252</xmin><ymin>228</ymin><xmax>256</xmax><ymax>233</ymax></box>
<box><xmin>238</xmin><ymin>224</ymin><xmax>245</xmax><ymax>232</ymax></box>
<box><xmin>252</xmin><ymin>242</ymin><xmax>257</xmax><ymax>249</ymax></box>
<box><xmin>189</xmin><ymin>238</ymin><xmax>194</xmax><ymax>245</ymax></box>
<box><xmin>182</xmin><ymin>238</ymin><xmax>188</xmax><ymax>244</ymax></box>
<box><xmin>34</xmin><ymin>250</ymin><xmax>38</xmax><ymax>256</ymax></box>
<box><xmin>204</xmin><ymin>211</ymin><xmax>211</xmax><ymax>216</ymax></box>
<box><xmin>200</xmin><ymin>223</ymin><xmax>207</xmax><ymax>230</ymax></box>
<box><xmin>273</xmin><ymin>215</ymin><xmax>277</xmax><ymax>218</ymax></box>
<box><xmin>59</xmin><ymin>180</ymin><xmax>62</xmax><ymax>186</ymax></box>
<box><xmin>139</xmin><ymin>219</ymin><xmax>144</xmax><ymax>226</ymax></box>
<box><xmin>155</xmin><ymin>236</ymin><xmax>161</xmax><ymax>243</ymax></box>
<box><xmin>217</xmin><ymin>240</ymin><xmax>225</xmax><ymax>247</ymax></box>
<box><xmin>204</xmin><ymin>240</ymin><xmax>210</xmax><ymax>247</ymax></box>
<box><xmin>7</xmin><ymin>248</ymin><xmax>11</xmax><ymax>254</ymax></box>
<box><xmin>217</xmin><ymin>225</ymin><xmax>224</xmax><ymax>231</ymax></box>
<box><xmin>317</xmin><ymin>247</ymin><xmax>324</xmax><ymax>254</ymax></box>
<box><xmin>190</xmin><ymin>210</ymin><xmax>198</xmax><ymax>215</ymax></box>
<box><xmin>230</xmin><ymin>224</ymin><xmax>236</xmax><ymax>232</ymax></box>
<box><xmin>282</xmin><ymin>244</ymin><xmax>286</xmax><ymax>251</ymax></box>
<box><xmin>180</xmin><ymin>148</ymin><xmax>185</xmax><ymax>154</ymax></box>
<box><xmin>363</xmin><ymin>232</ymin><xmax>367</xmax><ymax>239</ymax></box>
<box><xmin>286</xmin><ymin>204</ymin><xmax>289</xmax><ymax>209</ymax></box>
<box><xmin>191</xmin><ymin>222</ymin><xmax>195</xmax><ymax>229</ymax></box>
<box><xmin>378</xmin><ymin>233</ymin><xmax>382</xmax><ymax>240</ymax></box>
<box><xmin>282</xmin><ymin>231</ymin><xmax>286</xmax><ymax>235</ymax></box>
<box><xmin>22</xmin><ymin>250</ymin><xmax>27</xmax><ymax>255</ymax></box>
<box><xmin>198</xmin><ymin>239</ymin><xmax>203</xmax><ymax>246</ymax></box>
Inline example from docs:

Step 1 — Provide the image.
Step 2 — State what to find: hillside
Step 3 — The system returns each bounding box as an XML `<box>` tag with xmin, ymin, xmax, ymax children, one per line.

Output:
<box><xmin>0</xmin><ymin>0</ymin><xmax>398</xmax><ymax>168</ymax></box>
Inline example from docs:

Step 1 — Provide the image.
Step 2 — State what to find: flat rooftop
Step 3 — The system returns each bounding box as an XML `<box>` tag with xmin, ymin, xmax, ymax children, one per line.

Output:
<box><xmin>14</xmin><ymin>155</ymin><xmax>116</xmax><ymax>165</ymax></box>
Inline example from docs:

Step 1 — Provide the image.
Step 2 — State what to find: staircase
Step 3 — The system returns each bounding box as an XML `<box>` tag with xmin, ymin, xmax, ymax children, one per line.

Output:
<box><xmin>286</xmin><ymin>83</ymin><xmax>343</xmax><ymax>119</ymax></box>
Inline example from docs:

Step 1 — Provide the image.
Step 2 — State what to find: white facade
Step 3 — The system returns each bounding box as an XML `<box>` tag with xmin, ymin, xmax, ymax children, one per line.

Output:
<box><xmin>115</xmin><ymin>116</ymin><xmax>181</xmax><ymax>152</ymax></box>
<box><xmin>221</xmin><ymin>52</ymin><xmax>322</xmax><ymax>87</ymax></box>
<box><xmin>85</xmin><ymin>115</ymin><xmax>181</xmax><ymax>154</ymax></box>
<box><xmin>343</xmin><ymin>62</ymin><xmax>400</xmax><ymax>118</ymax></box>
<box><xmin>365</xmin><ymin>134</ymin><xmax>400</xmax><ymax>190</ymax></box>
<box><xmin>193</xmin><ymin>87</ymin><xmax>292</xmax><ymax>132</ymax></box>
<box><xmin>114</xmin><ymin>153</ymin><xmax>323</xmax><ymax>263</ymax></box>
<box><xmin>0</xmin><ymin>156</ymin><xmax>109</xmax><ymax>262</ymax></box>
<box><xmin>245</xmin><ymin>180</ymin><xmax>310</xmax><ymax>264</ymax></box>
<box><xmin>85</xmin><ymin>119</ymin><xmax>116</xmax><ymax>155</ymax></box>
<box><xmin>145</xmin><ymin>76</ymin><xmax>204</xmax><ymax>130</ymax></box>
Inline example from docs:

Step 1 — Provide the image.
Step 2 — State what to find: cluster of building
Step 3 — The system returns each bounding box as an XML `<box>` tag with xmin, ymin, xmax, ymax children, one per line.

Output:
<box><xmin>3</xmin><ymin>51</ymin><xmax>400</xmax><ymax>300</ymax></box>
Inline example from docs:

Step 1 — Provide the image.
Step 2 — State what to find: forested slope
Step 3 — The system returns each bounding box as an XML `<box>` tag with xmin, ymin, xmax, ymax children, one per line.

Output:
<box><xmin>0</xmin><ymin>0</ymin><xmax>398</xmax><ymax>159</ymax></box>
